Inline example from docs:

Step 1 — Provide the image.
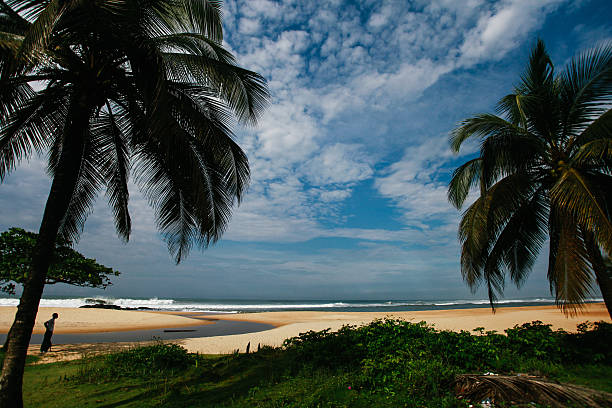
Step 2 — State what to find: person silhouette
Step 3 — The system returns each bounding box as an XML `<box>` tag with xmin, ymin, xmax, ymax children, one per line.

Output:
<box><xmin>40</xmin><ymin>313</ymin><xmax>58</xmax><ymax>353</ymax></box>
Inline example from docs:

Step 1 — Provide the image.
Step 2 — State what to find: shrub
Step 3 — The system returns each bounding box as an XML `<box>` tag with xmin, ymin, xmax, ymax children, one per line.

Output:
<box><xmin>505</xmin><ymin>321</ymin><xmax>563</xmax><ymax>360</ymax></box>
<box><xmin>562</xmin><ymin>321</ymin><xmax>612</xmax><ymax>364</ymax></box>
<box><xmin>105</xmin><ymin>342</ymin><xmax>194</xmax><ymax>375</ymax></box>
<box><xmin>71</xmin><ymin>342</ymin><xmax>196</xmax><ymax>382</ymax></box>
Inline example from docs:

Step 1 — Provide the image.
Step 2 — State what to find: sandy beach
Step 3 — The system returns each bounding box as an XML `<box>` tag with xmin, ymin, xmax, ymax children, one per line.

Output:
<box><xmin>179</xmin><ymin>303</ymin><xmax>611</xmax><ymax>354</ymax></box>
<box><xmin>0</xmin><ymin>307</ymin><xmax>210</xmax><ymax>334</ymax></box>
<box><xmin>0</xmin><ymin>303</ymin><xmax>609</xmax><ymax>361</ymax></box>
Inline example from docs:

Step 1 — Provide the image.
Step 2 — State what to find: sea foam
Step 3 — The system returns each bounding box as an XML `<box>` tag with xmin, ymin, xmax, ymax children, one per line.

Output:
<box><xmin>0</xmin><ymin>296</ymin><xmax>604</xmax><ymax>313</ymax></box>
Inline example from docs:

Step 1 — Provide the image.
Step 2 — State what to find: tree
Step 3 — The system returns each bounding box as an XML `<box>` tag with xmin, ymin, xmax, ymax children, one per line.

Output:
<box><xmin>448</xmin><ymin>40</ymin><xmax>612</xmax><ymax>319</ymax></box>
<box><xmin>0</xmin><ymin>227</ymin><xmax>119</xmax><ymax>295</ymax></box>
<box><xmin>0</xmin><ymin>0</ymin><xmax>269</xmax><ymax>405</ymax></box>
<box><xmin>1</xmin><ymin>227</ymin><xmax>119</xmax><ymax>350</ymax></box>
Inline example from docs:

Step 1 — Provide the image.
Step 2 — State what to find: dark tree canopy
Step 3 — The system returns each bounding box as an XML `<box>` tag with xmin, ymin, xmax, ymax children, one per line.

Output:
<box><xmin>0</xmin><ymin>227</ymin><xmax>119</xmax><ymax>294</ymax></box>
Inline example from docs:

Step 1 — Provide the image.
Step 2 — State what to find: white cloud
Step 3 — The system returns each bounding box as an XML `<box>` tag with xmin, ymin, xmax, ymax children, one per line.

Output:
<box><xmin>374</xmin><ymin>138</ymin><xmax>458</xmax><ymax>224</ymax></box>
<box><xmin>238</xmin><ymin>17</ymin><xmax>261</xmax><ymax>35</ymax></box>
<box><xmin>368</xmin><ymin>4</ymin><xmax>393</xmax><ymax>29</ymax></box>
<box><xmin>302</xmin><ymin>144</ymin><xmax>373</xmax><ymax>185</ymax></box>
<box><xmin>218</xmin><ymin>0</ymin><xmax>573</xmax><ymax>245</ymax></box>
<box><xmin>458</xmin><ymin>0</ymin><xmax>565</xmax><ymax>66</ymax></box>
<box><xmin>316</xmin><ymin>189</ymin><xmax>352</xmax><ymax>202</ymax></box>
<box><xmin>253</xmin><ymin>101</ymin><xmax>320</xmax><ymax>162</ymax></box>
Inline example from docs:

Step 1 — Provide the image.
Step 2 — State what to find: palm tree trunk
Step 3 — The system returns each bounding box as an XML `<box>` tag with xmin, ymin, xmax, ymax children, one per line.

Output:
<box><xmin>585</xmin><ymin>234</ymin><xmax>612</xmax><ymax>319</ymax></box>
<box><xmin>0</xmin><ymin>98</ymin><xmax>90</xmax><ymax>408</ymax></box>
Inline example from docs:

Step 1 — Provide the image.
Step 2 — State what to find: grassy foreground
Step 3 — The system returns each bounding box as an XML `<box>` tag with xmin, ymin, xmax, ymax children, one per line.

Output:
<box><xmin>13</xmin><ymin>319</ymin><xmax>612</xmax><ymax>407</ymax></box>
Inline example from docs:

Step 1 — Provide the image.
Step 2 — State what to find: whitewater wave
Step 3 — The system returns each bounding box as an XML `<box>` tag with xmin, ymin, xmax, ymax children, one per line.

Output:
<box><xmin>0</xmin><ymin>296</ymin><xmax>603</xmax><ymax>313</ymax></box>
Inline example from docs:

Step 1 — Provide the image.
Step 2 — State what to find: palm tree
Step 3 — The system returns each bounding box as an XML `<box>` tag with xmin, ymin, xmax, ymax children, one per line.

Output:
<box><xmin>0</xmin><ymin>0</ymin><xmax>268</xmax><ymax>405</ymax></box>
<box><xmin>448</xmin><ymin>40</ymin><xmax>612</xmax><ymax>319</ymax></box>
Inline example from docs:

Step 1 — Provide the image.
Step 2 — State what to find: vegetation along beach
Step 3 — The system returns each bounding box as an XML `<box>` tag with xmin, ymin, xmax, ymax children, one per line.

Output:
<box><xmin>1</xmin><ymin>0</ymin><xmax>612</xmax><ymax>406</ymax></box>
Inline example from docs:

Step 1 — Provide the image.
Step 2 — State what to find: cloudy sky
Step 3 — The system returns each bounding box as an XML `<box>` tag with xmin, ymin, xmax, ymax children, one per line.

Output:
<box><xmin>1</xmin><ymin>0</ymin><xmax>610</xmax><ymax>300</ymax></box>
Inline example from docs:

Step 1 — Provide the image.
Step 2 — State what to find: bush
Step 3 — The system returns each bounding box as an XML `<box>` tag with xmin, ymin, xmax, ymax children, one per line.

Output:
<box><xmin>505</xmin><ymin>321</ymin><xmax>563</xmax><ymax>360</ymax></box>
<box><xmin>70</xmin><ymin>342</ymin><xmax>195</xmax><ymax>382</ymax></box>
<box><xmin>282</xmin><ymin>318</ymin><xmax>612</xmax><ymax>400</ymax></box>
<box><xmin>283</xmin><ymin>325</ymin><xmax>364</xmax><ymax>369</ymax></box>
<box><xmin>105</xmin><ymin>342</ymin><xmax>194</xmax><ymax>376</ymax></box>
<box><xmin>563</xmin><ymin>321</ymin><xmax>612</xmax><ymax>364</ymax></box>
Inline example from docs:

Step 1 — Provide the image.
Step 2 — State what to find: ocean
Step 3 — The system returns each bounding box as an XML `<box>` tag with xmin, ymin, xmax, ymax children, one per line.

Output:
<box><xmin>0</xmin><ymin>296</ymin><xmax>604</xmax><ymax>313</ymax></box>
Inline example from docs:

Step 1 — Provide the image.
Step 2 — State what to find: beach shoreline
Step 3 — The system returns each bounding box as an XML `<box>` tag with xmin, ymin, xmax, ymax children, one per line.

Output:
<box><xmin>0</xmin><ymin>307</ymin><xmax>212</xmax><ymax>334</ymax></box>
<box><xmin>0</xmin><ymin>303</ymin><xmax>609</xmax><ymax>362</ymax></box>
<box><xmin>1</xmin><ymin>302</ymin><xmax>607</xmax><ymax>335</ymax></box>
<box><xmin>178</xmin><ymin>303</ymin><xmax>611</xmax><ymax>354</ymax></box>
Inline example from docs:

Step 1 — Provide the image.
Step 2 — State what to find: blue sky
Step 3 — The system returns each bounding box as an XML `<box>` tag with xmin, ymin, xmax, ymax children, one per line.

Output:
<box><xmin>1</xmin><ymin>0</ymin><xmax>610</xmax><ymax>300</ymax></box>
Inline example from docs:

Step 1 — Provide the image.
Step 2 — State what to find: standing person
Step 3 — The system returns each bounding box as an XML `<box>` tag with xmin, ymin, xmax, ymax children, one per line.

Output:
<box><xmin>40</xmin><ymin>313</ymin><xmax>58</xmax><ymax>353</ymax></box>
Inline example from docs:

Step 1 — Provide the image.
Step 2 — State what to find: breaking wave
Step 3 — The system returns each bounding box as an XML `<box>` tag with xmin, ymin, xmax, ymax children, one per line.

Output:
<box><xmin>0</xmin><ymin>296</ymin><xmax>603</xmax><ymax>313</ymax></box>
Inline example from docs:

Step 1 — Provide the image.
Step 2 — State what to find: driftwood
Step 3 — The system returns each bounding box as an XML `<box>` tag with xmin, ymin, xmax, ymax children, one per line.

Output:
<box><xmin>454</xmin><ymin>374</ymin><xmax>612</xmax><ymax>408</ymax></box>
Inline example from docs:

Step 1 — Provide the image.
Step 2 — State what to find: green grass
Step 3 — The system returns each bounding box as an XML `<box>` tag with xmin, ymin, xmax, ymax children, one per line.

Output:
<box><xmin>14</xmin><ymin>319</ymin><xmax>612</xmax><ymax>407</ymax></box>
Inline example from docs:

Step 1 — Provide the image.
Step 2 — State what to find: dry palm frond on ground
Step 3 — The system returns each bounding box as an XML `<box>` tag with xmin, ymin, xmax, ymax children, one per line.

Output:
<box><xmin>454</xmin><ymin>374</ymin><xmax>612</xmax><ymax>407</ymax></box>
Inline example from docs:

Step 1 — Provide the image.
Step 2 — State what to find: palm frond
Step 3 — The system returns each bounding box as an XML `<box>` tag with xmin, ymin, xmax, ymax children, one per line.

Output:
<box><xmin>97</xmin><ymin>103</ymin><xmax>131</xmax><ymax>241</ymax></box>
<box><xmin>458</xmin><ymin>196</ymin><xmax>489</xmax><ymax>291</ymax></box>
<box><xmin>179</xmin><ymin>0</ymin><xmax>223</xmax><ymax>42</ymax></box>
<box><xmin>450</xmin><ymin>114</ymin><xmax>541</xmax><ymax>158</ymax></box>
<box><xmin>155</xmin><ymin>32</ymin><xmax>235</xmax><ymax>64</ymax></box>
<box><xmin>516</xmin><ymin>39</ymin><xmax>561</xmax><ymax>144</ymax></box>
<box><xmin>133</xmin><ymin>140</ymin><xmax>200</xmax><ymax>263</ymax></box>
<box><xmin>495</xmin><ymin>93</ymin><xmax>530</xmax><ymax>128</ymax></box>
<box><xmin>0</xmin><ymin>75</ymin><xmax>34</xmax><ymax>120</ymax></box>
<box><xmin>0</xmin><ymin>31</ymin><xmax>23</xmax><ymax>55</ymax></box>
<box><xmin>451</xmin><ymin>40</ymin><xmax>612</xmax><ymax>314</ymax></box>
<box><xmin>479</xmin><ymin>128</ymin><xmax>543</xmax><ymax>189</ymax></box>
<box><xmin>552</xmin><ymin>221</ymin><xmax>594</xmax><ymax>315</ymax></box>
<box><xmin>550</xmin><ymin>168</ymin><xmax>612</xmax><ymax>254</ymax></box>
<box><xmin>485</xmin><ymin>187</ymin><xmax>548</xmax><ymax>296</ymax></box>
<box><xmin>56</xmin><ymin>122</ymin><xmax>105</xmax><ymax>244</ymax></box>
<box><xmin>572</xmin><ymin>108</ymin><xmax>612</xmax><ymax>164</ymax></box>
<box><xmin>479</xmin><ymin>174</ymin><xmax>540</xmax><ymax>307</ymax></box>
<box><xmin>162</xmin><ymin>51</ymin><xmax>269</xmax><ymax>125</ymax></box>
<box><xmin>459</xmin><ymin>173</ymin><xmax>543</xmax><ymax>307</ymax></box>
<box><xmin>448</xmin><ymin>158</ymin><xmax>481</xmax><ymax>209</ymax></box>
<box><xmin>133</xmin><ymin>83</ymin><xmax>248</xmax><ymax>262</ymax></box>
<box><xmin>0</xmin><ymin>83</ymin><xmax>66</xmax><ymax>180</ymax></box>
<box><xmin>455</xmin><ymin>374</ymin><xmax>612</xmax><ymax>408</ymax></box>
<box><xmin>519</xmin><ymin>39</ymin><xmax>555</xmax><ymax>95</ymax></box>
<box><xmin>0</xmin><ymin>0</ymin><xmax>30</xmax><ymax>34</ymax></box>
<box><xmin>1</xmin><ymin>0</ymin><xmax>266</xmax><ymax>264</ymax></box>
<box><xmin>13</xmin><ymin>0</ymin><xmax>65</xmax><ymax>68</ymax></box>
<box><xmin>560</xmin><ymin>42</ymin><xmax>612</xmax><ymax>144</ymax></box>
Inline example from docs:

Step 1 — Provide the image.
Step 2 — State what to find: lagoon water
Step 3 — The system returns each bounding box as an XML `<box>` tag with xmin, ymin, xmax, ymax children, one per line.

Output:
<box><xmin>0</xmin><ymin>319</ymin><xmax>275</xmax><ymax>344</ymax></box>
